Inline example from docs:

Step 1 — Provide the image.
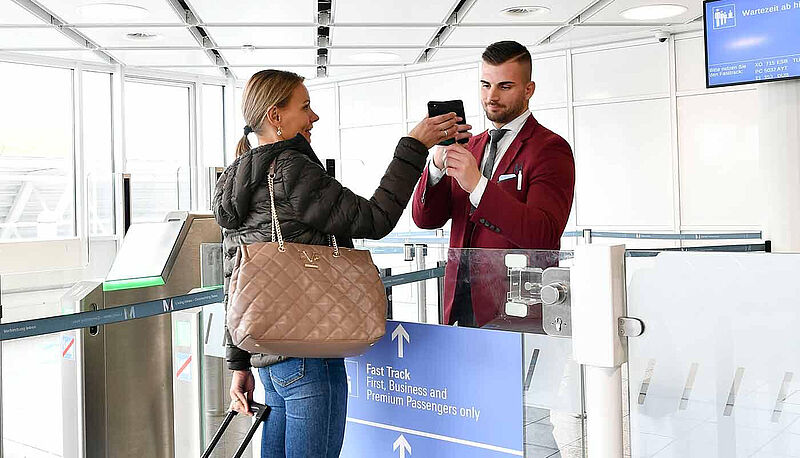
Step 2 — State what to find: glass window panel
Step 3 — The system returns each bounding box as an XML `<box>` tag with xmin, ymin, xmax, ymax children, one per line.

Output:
<box><xmin>124</xmin><ymin>80</ymin><xmax>191</xmax><ymax>223</ymax></box>
<box><xmin>0</xmin><ymin>62</ymin><xmax>75</xmax><ymax>240</ymax></box>
<box><xmin>202</xmin><ymin>85</ymin><xmax>225</xmax><ymax>168</ymax></box>
<box><xmin>308</xmin><ymin>86</ymin><xmax>339</xmax><ymax>166</ymax></box>
<box><xmin>201</xmin><ymin>84</ymin><xmax>225</xmax><ymax>210</ymax></box>
<box><xmin>228</xmin><ymin>85</ymin><xmax>245</xmax><ymax>164</ymax></box>
<box><xmin>406</xmin><ymin>68</ymin><xmax>481</xmax><ymax>120</ymax></box>
<box><xmin>83</xmin><ymin>71</ymin><xmax>114</xmax><ymax>236</ymax></box>
<box><xmin>339</xmin><ymin>78</ymin><xmax>402</xmax><ymax>127</ymax></box>
<box><xmin>339</xmin><ymin>124</ymin><xmax>403</xmax><ymax>200</ymax></box>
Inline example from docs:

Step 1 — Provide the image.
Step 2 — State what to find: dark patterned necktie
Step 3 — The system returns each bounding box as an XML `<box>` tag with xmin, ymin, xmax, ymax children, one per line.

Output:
<box><xmin>482</xmin><ymin>128</ymin><xmax>509</xmax><ymax>180</ymax></box>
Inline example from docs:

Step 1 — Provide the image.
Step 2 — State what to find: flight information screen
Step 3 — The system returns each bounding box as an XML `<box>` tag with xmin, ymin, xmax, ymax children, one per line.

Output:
<box><xmin>704</xmin><ymin>0</ymin><xmax>800</xmax><ymax>87</ymax></box>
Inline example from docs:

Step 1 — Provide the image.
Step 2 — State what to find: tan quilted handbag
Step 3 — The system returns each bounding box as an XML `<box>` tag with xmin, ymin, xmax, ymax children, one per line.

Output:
<box><xmin>226</xmin><ymin>162</ymin><xmax>387</xmax><ymax>357</ymax></box>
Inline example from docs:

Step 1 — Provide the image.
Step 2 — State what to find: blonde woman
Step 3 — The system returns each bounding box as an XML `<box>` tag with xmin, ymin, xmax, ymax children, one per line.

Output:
<box><xmin>213</xmin><ymin>69</ymin><xmax>471</xmax><ymax>457</ymax></box>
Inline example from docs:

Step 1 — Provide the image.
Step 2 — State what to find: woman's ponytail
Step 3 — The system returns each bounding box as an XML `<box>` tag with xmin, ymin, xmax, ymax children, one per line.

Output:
<box><xmin>236</xmin><ymin>134</ymin><xmax>251</xmax><ymax>158</ymax></box>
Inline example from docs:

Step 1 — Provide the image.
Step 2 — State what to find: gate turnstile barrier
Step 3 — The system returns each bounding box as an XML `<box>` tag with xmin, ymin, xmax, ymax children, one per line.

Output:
<box><xmin>57</xmin><ymin>212</ymin><xmax>222</xmax><ymax>458</ymax></box>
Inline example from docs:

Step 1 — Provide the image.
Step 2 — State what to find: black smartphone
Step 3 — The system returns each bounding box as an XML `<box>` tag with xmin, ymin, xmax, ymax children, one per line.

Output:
<box><xmin>427</xmin><ymin>100</ymin><xmax>468</xmax><ymax>146</ymax></box>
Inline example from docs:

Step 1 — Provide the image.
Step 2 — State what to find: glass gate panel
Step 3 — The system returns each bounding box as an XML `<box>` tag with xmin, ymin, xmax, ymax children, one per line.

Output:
<box><xmin>626</xmin><ymin>252</ymin><xmax>800</xmax><ymax>457</ymax></box>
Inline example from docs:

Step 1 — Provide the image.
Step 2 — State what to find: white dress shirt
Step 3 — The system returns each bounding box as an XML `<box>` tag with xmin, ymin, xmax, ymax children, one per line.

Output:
<box><xmin>428</xmin><ymin>109</ymin><xmax>531</xmax><ymax>207</ymax></box>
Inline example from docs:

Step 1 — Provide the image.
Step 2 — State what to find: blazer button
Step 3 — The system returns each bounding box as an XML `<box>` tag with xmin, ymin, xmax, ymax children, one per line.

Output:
<box><xmin>495</xmin><ymin>228</ymin><xmax>501</xmax><ymax>233</ymax></box>
<box><xmin>479</xmin><ymin>218</ymin><xmax>485</xmax><ymax>224</ymax></box>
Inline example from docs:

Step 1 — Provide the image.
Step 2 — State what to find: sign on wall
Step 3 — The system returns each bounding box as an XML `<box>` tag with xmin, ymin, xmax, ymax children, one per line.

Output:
<box><xmin>341</xmin><ymin>321</ymin><xmax>524</xmax><ymax>457</ymax></box>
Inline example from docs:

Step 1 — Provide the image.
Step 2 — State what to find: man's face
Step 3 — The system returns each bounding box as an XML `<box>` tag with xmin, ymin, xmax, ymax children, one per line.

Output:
<box><xmin>480</xmin><ymin>60</ymin><xmax>535</xmax><ymax>125</ymax></box>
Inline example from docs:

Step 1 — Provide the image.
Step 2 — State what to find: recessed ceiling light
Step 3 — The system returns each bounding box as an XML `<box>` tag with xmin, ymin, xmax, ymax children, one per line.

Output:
<box><xmin>350</xmin><ymin>52</ymin><xmax>401</xmax><ymax>63</ymax></box>
<box><xmin>620</xmin><ymin>4</ymin><xmax>688</xmax><ymax>20</ymax></box>
<box><xmin>125</xmin><ymin>32</ymin><xmax>161</xmax><ymax>42</ymax></box>
<box><xmin>499</xmin><ymin>6</ymin><xmax>551</xmax><ymax>18</ymax></box>
<box><xmin>76</xmin><ymin>3</ymin><xmax>150</xmax><ymax>21</ymax></box>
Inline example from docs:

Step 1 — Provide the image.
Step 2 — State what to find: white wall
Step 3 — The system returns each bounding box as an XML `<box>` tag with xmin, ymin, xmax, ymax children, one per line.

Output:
<box><xmin>304</xmin><ymin>32</ymin><xmax>763</xmax><ymax>248</ymax></box>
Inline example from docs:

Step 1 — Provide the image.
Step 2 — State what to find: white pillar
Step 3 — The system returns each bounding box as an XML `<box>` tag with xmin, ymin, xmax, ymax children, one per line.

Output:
<box><xmin>759</xmin><ymin>80</ymin><xmax>800</xmax><ymax>252</ymax></box>
<box><xmin>572</xmin><ymin>244</ymin><xmax>627</xmax><ymax>458</ymax></box>
<box><xmin>584</xmin><ymin>366</ymin><xmax>624</xmax><ymax>457</ymax></box>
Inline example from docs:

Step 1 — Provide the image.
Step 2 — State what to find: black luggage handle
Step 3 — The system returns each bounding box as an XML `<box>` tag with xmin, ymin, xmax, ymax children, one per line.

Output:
<box><xmin>202</xmin><ymin>401</ymin><xmax>270</xmax><ymax>458</ymax></box>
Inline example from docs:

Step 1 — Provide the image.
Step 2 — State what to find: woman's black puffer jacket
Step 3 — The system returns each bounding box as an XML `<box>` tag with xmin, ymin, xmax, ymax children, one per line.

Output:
<box><xmin>213</xmin><ymin>133</ymin><xmax>428</xmax><ymax>370</ymax></box>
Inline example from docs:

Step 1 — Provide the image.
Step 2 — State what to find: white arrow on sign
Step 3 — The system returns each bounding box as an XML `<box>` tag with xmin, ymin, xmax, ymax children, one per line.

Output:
<box><xmin>391</xmin><ymin>324</ymin><xmax>410</xmax><ymax>358</ymax></box>
<box><xmin>393</xmin><ymin>434</ymin><xmax>412</xmax><ymax>458</ymax></box>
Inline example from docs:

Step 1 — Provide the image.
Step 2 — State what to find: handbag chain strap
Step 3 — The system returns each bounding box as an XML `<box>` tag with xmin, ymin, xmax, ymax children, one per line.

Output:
<box><xmin>268</xmin><ymin>162</ymin><xmax>340</xmax><ymax>257</ymax></box>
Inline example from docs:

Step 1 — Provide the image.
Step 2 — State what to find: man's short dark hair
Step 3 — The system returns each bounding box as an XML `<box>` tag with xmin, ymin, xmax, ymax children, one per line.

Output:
<box><xmin>482</xmin><ymin>41</ymin><xmax>532</xmax><ymax>81</ymax></box>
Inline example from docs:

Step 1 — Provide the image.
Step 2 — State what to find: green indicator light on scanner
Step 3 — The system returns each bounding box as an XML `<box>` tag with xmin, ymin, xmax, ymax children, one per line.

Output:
<box><xmin>103</xmin><ymin>276</ymin><xmax>165</xmax><ymax>292</ymax></box>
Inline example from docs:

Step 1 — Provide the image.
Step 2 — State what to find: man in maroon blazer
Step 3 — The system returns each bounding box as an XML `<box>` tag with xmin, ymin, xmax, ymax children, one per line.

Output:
<box><xmin>412</xmin><ymin>41</ymin><xmax>575</xmax><ymax>327</ymax></box>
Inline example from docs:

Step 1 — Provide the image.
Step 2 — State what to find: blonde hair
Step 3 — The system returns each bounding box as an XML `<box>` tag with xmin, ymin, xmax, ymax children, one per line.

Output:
<box><xmin>236</xmin><ymin>69</ymin><xmax>305</xmax><ymax>157</ymax></box>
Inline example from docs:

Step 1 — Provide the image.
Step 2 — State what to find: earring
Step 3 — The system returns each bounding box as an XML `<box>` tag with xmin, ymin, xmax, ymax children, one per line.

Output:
<box><xmin>277</xmin><ymin>127</ymin><xmax>282</xmax><ymax>137</ymax></box>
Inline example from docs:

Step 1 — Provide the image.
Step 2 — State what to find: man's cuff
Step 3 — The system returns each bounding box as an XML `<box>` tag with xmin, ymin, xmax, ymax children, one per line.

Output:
<box><xmin>469</xmin><ymin>176</ymin><xmax>489</xmax><ymax>207</ymax></box>
<box><xmin>428</xmin><ymin>159</ymin><xmax>446</xmax><ymax>186</ymax></box>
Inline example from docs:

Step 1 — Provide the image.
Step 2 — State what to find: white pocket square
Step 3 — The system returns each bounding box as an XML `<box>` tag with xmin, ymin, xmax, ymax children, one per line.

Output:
<box><xmin>498</xmin><ymin>174</ymin><xmax>516</xmax><ymax>182</ymax></box>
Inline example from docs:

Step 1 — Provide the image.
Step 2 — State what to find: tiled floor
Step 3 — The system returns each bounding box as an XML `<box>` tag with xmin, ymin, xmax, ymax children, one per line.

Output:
<box><xmin>524</xmin><ymin>406</ymin><xmax>585</xmax><ymax>457</ymax></box>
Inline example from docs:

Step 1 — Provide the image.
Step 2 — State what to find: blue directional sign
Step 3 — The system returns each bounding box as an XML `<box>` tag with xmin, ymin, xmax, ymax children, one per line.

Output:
<box><xmin>341</xmin><ymin>321</ymin><xmax>524</xmax><ymax>457</ymax></box>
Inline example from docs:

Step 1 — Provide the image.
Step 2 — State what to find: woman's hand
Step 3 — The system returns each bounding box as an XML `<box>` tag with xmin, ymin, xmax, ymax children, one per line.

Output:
<box><xmin>409</xmin><ymin>112</ymin><xmax>472</xmax><ymax>149</ymax></box>
<box><xmin>230</xmin><ymin>369</ymin><xmax>255</xmax><ymax>416</ymax></box>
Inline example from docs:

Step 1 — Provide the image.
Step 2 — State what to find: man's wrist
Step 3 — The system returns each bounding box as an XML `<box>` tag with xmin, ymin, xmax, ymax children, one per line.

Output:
<box><xmin>465</xmin><ymin>170</ymin><xmax>481</xmax><ymax>193</ymax></box>
<box><xmin>469</xmin><ymin>176</ymin><xmax>488</xmax><ymax>207</ymax></box>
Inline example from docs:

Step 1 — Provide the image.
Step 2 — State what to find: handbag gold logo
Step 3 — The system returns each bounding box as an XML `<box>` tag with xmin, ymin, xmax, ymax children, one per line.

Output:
<box><xmin>301</xmin><ymin>250</ymin><xmax>321</xmax><ymax>269</ymax></box>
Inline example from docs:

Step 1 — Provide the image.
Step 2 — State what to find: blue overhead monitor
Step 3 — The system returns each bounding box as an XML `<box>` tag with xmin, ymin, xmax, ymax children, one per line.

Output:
<box><xmin>704</xmin><ymin>0</ymin><xmax>800</xmax><ymax>87</ymax></box>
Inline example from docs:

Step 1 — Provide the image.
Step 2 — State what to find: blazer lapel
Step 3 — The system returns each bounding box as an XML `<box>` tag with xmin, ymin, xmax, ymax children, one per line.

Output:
<box><xmin>492</xmin><ymin>115</ymin><xmax>538</xmax><ymax>180</ymax></box>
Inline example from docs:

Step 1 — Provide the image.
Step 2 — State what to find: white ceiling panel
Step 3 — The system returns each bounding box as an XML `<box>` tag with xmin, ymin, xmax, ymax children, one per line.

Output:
<box><xmin>585</xmin><ymin>0</ymin><xmax>700</xmax><ymax>24</ymax></box>
<box><xmin>131</xmin><ymin>65</ymin><xmax>224</xmax><ymax>77</ymax></box>
<box><xmin>331</xmin><ymin>27</ymin><xmax>437</xmax><ymax>46</ymax></box>
<box><xmin>461</xmin><ymin>0</ymin><xmax>587</xmax><ymax>24</ymax></box>
<box><xmin>79</xmin><ymin>26</ymin><xmax>198</xmax><ymax>48</ymax></box>
<box><xmin>329</xmin><ymin>48</ymin><xmax>423</xmax><ymax>65</ymax></box>
<box><xmin>334</xmin><ymin>0</ymin><xmax>455</xmax><ymax>24</ymax></box>
<box><xmin>445</xmin><ymin>26</ymin><xmax>554</xmax><ymax>46</ymax></box>
<box><xmin>36</xmin><ymin>0</ymin><xmax>184</xmax><ymax>24</ymax></box>
<box><xmin>108</xmin><ymin>49</ymin><xmax>212</xmax><ymax>66</ymax></box>
<box><xmin>430</xmin><ymin>47</ymin><xmax>481</xmax><ymax>63</ymax></box>
<box><xmin>8</xmin><ymin>50</ymin><xmax>107</xmax><ymax>63</ymax></box>
<box><xmin>187</xmin><ymin>0</ymin><xmax>315</xmax><ymax>23</ymax></box>
<box><xmin>220</xmin><ymin>49</ymin><xmax>317</xmax><ymax>66</ymax></box>
<box><xmin>231</xmin><ymin>66</ymin><xmax>317</xmax><ymax>81</ymax></box>
<box><xmin>206</xmin><ymin>26</ymin><xmax>316</xmax><ymax>47</ymax></box>
<box><xmin>0</xmin><ymin>28</ymin><xmax>80</xmax><ymax>48</ymax></box>
<box><xmin>0</xmin><ymin>1</ymin><xmax>46</xmax><ymax>24</ymax></box>
<box><xmin>332</xmin><ymin>27</ymin><xmax>437</xmax><ymax>46</ymax></box>
<box><xmin>555</xmin><ymin>25</ymin><xmax>655</xmax><ymax>43</ymax></box>
<box><xmin>326</xmin><ymin>66</ymin><xmax>401</xmax><ymax>77</ymax></box>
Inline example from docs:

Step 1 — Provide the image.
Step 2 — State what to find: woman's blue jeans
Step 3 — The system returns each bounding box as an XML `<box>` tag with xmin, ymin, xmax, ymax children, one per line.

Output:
<box><xmin>257</xmin><ymin>358</ymin><xmax>348</xmax><ymax>458</ymax></box>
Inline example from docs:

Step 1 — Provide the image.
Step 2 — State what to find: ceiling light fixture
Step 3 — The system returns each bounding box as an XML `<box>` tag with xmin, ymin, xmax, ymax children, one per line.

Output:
<box><xmin>349</xmin><ymin>51</ymin><xmax>401</xmax><ymax>63</ymax></box>
<box><xmin>125</xmin><ymin>32</ymin><xmax>161</xmax><ymax>42</ymax></box>
<box><xmin>241</xmin><ymin>44</ymin><xmax>257</xmax><ymax>53</ymax></box>
<box><xmin>76</xmin><ymin>3</ymin><xmax>150</xmax><ymax>21</ymax></box>
<box><xmin>499</xmin><ymin>6</ymin><xmax>551</xmax><ymax>18</ymax></box>
<box><xmin>620</xmin><ymin>4</ymin><xmax>688</xmax><ymax>20</ymax></box>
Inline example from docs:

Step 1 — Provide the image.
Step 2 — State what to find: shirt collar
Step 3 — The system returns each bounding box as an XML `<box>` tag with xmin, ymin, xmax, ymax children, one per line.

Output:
<box><xmin>492</xmin><ymin>109</ymin><xmax>531</xmax><ymax>136</ymax></box>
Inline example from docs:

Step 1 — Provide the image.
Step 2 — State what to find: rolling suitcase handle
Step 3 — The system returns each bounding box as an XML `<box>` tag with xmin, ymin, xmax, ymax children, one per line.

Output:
<box><xmin>201</xmin><ymin>401</ymin><xmax>270</xmax><ymax>458</ymax></box>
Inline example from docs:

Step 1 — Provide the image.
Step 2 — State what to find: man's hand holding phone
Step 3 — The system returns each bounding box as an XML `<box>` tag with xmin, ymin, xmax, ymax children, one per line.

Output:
<box><xmin>441</xmin><ymin>144</ymin><xmax>482</xmax><ymax>193</ymax></box>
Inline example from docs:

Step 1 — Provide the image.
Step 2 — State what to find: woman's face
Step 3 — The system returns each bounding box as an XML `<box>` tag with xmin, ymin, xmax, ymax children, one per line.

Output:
<box><xmin>277</xmin><ymin>83</ymin><xmax>319</xmax><ymax>143</ymax></box>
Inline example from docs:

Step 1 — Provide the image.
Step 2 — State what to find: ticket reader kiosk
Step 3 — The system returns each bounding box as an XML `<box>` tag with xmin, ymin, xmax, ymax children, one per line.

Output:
<box><xmin>60</xmin><ymin>212</ymin><xmax>222</xmax><ymax>458</ymax></box>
